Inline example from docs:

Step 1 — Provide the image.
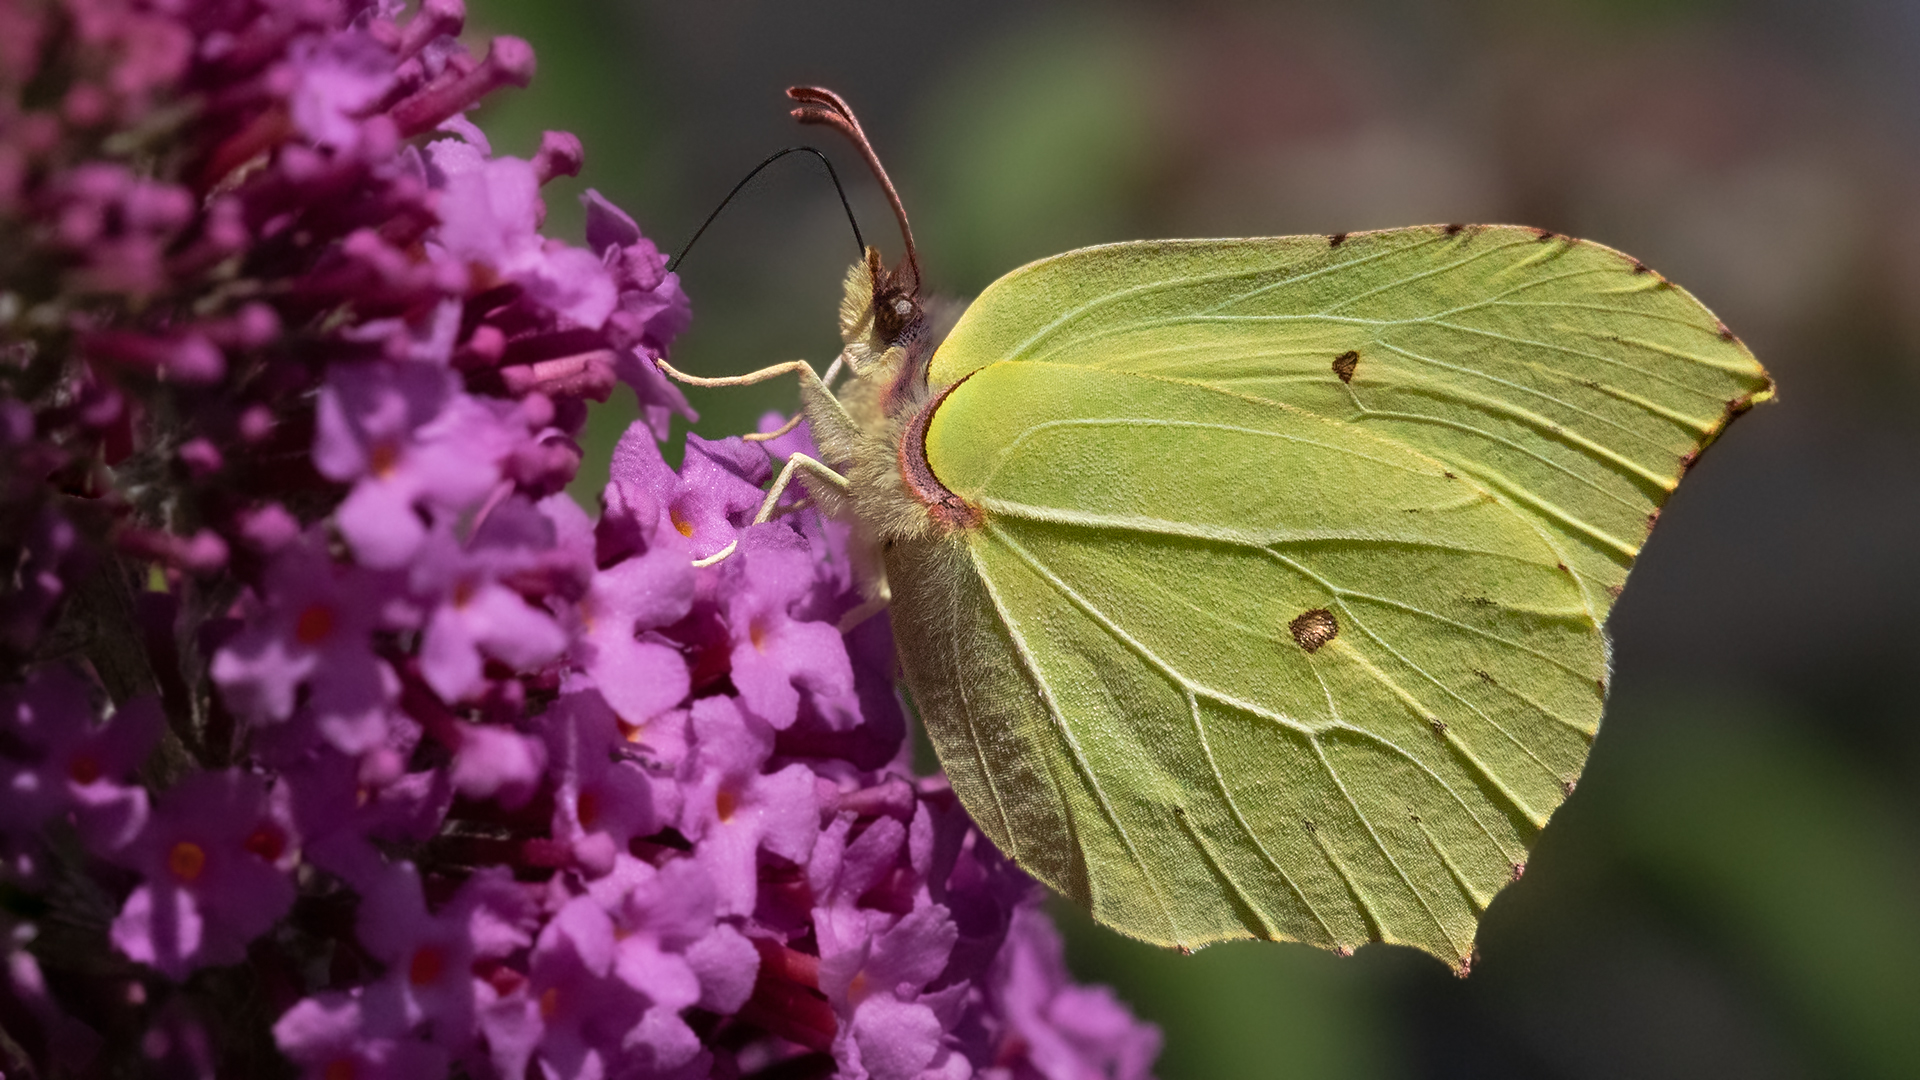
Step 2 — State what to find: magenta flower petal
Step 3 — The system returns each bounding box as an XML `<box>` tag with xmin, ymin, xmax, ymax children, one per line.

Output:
<box><xmin>677</xmin><ymin>696</ymin><xmax>820</xmax><ymax>916</ymax></box>
<box><xmin>850</xmin><ymin>995</ymin><xmax>946</xmax><ymax>1080</ymax></box>
<box><xmin>273</xmin><ymin>991</ymin><xmax>449</xmax><ymax>1080</ymax></box>
<box><xmin>210</xmin><ymin>534</ymin><xmax>399</xmax><ymax>750</ymax></box>
<box><xmin>543</xmin><ymin>689</ymin><xmax>675</xmax><ymax>874</ymax></box>
<box><xmin>986</xmin><ymin>905</ymin><xmax>1162</xmax><ymax>1080</ymax></box>
<box><xmin>109</xmin><ymin>770</ymin><xmax>296</xmax><ymax>979</ymax></box>
<box><xmin>448</xmin><ymin>724</ymin><xmax>546</xmax><ymax>808</ymax></box>
<box><xmin>723</xmin><ymin>526</ymin><xmax>857</xmax><ymax>730</ymax></box>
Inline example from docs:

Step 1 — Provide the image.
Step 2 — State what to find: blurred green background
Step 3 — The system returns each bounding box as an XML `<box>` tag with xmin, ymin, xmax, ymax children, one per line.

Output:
<box><xmin>465</xmin><ymin>2</ymin><xmax>1920</xmax><ymax>1076</ymax></box>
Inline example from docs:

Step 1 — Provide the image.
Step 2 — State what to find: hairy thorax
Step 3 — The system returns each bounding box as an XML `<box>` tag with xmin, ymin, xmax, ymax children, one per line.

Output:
<box><xmin>797</xmin><ymin>256</ymin><xmax>984</xmax><ymax>600</ymax></box>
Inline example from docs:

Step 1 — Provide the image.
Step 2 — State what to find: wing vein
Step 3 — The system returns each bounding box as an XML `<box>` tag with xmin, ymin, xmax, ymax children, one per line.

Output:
<box><xmin>968</xmin><ymin>543</ymin><xmax>1185</xmax><ymax>942</ymax></box>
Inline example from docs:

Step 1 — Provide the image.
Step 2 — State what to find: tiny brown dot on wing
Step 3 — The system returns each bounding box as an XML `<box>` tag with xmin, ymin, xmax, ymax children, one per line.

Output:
<box><xmin>1289</xmin><ymin>608</ymin><xmax>1339</xmax><ymax>652</ymax></box>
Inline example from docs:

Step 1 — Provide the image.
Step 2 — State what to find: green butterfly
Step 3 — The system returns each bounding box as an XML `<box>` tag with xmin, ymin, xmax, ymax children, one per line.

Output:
<box><xmin>662</xmin><ymin>87</ymin><xmax>1774</xmax><ymax>971</ymax></box>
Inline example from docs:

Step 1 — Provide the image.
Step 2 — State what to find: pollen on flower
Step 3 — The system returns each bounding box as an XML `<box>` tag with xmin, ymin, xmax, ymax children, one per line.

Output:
<box><xmin>168</xmin><ymin>841</ymin><xmax>207</xmax><ymax>882</ymax></box>
<box><xmin>576</xmin><ymin>789</ymin><xmax>601</xmax><ymax>829</ymax></box>
<box><xmin>368</xmin><ymin>440</ymin><xmax>402</xmax><ymax>479</ymax></box>
<box><xmin>539</xmin><ymin>986</ymin><xmax>562</xmax><ymax>1021</ymax></box>
<box><xmin>715</xmin><ymin>787</ymin><xmax>739</xmax><ymax>823</ymax></box>
<box><xmin>409</xmin><ymin>945</ymin><xmax>447</xmax><ymax>987</ymax></box>
<box><xmin>669</xmin><ymin>505</ymin><xmax>696</xmax><ymax>538</ymax></box>
<box><xmin>68</xmin><ymin>753</ymin><xmax>101</xmax><ymax>784</ymax></box>
<box><xmin>294</xmin><ymin>603</ymin><xmax>336</xmax><ymax>646</ymax></box>
<box><xmin>323</xmin><ymin>1058</ymin><xmax>357</xmax><ymax>1080</ymax></box>
<box><xmin>245</xmin><ymin>823</ymin><xmax>287</xmax><ymax>862</ymax></box>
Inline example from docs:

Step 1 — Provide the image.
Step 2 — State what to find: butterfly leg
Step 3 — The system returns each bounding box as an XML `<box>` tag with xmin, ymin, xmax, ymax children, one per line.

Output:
<box><xmin>742</xmin><ymin>355</ymin><xmax>847</xmax><ymax>442</ymax></box>
<box><xmin>652</xmin><ymin>351</ymin><xmax>856</xmax><ymax>426</ymax></box>
<box><xmin>755</xmin><ymin>453</ymin><xmax>849</xmax><ymax>525</ymax></box>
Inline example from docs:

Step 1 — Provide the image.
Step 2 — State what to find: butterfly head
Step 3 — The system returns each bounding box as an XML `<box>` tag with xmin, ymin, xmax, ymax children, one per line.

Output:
<box><xmin>837</xmin><ymin>245</ymin><xmax>926</xmax><ymax>379</ymax></box>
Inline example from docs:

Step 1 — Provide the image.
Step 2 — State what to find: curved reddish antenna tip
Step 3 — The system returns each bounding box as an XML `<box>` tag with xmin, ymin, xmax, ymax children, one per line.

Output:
<box><xmin>787</xmin><ymin>85</ymin><xmax>920</xmax><ymax>294</ymax></box>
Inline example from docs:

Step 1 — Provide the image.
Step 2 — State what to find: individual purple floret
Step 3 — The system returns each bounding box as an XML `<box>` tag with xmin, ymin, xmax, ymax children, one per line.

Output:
<box><xmin>209</xmin><ymin>533</ymin><xmax>399</xmax><ymax>754</ymax></box>
<box><xmin>542</xmin><ymin>687</ymin><xmax>678</xmax><ymax>876</ymax></box>
<box><xmin>353</xmin><ymin>862</ymin><xmax>534</xmax><ymax>1049</ymax></box>
<box><xmin>678</xmin><ymin>695</ymin><xmax>820</xmax><ymax>918</ymax></box>
<box><xmin>981</xmin><ymin>906</ymin><xmax>1164</xmax><ymax>1080</ymax></box>
<box><xmin>274</xmin><ymin>990</ymin><xmax>450</xmax><ymax>1080</ymax></box>
<box><xmin>0</xmin><ymin>668</ymin><xmax>161</xmax><ymax>856</ymax></box>
<box><xmin>721</xmin><ymin>525</ymin><xmax>861</xmax><ymax>731</ymax></box>
<box><xmin>412</xmin><ymin>524</ymin><xmax>569</xmax><ymax>703</ymax></box>
<box><xmin>108</xmin><ymin>769</ymin><xmax>297</xmax><ymax>979</ymax></box>
<box><xmin>0</xmin><ymin>2</ymin><xmax>1160</xmax><ymax>1077</ymax></box>
<box><xmin>313</xmin><ymin>361</ymin><xmax>519</xmax><ymax>570</ymax></box>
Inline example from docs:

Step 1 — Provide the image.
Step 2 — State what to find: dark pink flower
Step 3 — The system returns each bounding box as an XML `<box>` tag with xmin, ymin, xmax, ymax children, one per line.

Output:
<box><xmin>677</xmin><ymin>695</ymin><xmax>819</xmax><ymax>917</ymax></box>
<box><xmin>723</xmin><ymin>526</ymin><xmax>858</xmax><ymax>731</ymax></box>
<box><xmin>984</xmin><ymin>906</ymin><xmax>1162</xmax><ymax>1080</ymax></box>
<box><xmin>209</xmin><ymin>535</ymin><xmax>399</xmax><ymax>754</ymax></box>
<box><xmin>354</xmin><ymin>862</ymin><xmax>534</xmax><ymax>1050</ymax></box>
<box><xmin>431</xmin><ymin>146</ymin><xmax>616</xmax><ymax>330</ymax></box>
<box><xmin>0</xmin><ymin>667</ymin><xmax>160</xmax><ymax>854</ymax></box>
<box><xmin>109</xmin><ymin>770</ymin><xmax>297</xmax><ymax>979</ymax></box>
<box><xmin>542</xmin><ymin>688</ymin><xmax>677</xmax><ymax>876</ymax></box>
<box><xmin>273</xmin><ymin>990</ymin><xmax>449</xmax><ymax>1080</ymax></box>
<box><xmin>412</xmin><ymin>525</ymin><xmax>568</xmax><ymax>703</ymax></box>
<box><xmin>313</xmin><ymin>362</ymin><xmax>519</xmax><ymax>570</ymax></box>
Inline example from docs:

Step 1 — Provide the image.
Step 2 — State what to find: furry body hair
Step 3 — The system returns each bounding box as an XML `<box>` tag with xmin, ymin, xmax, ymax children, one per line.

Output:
<box><xmin>798</xmin><ymin>253</ymin><xmax>971</xmax><ymax>600</ymax></box>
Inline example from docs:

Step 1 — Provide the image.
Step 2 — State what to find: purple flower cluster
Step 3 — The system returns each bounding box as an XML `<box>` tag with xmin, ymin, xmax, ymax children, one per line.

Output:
<box><xmin>0</xmin><ymin>2</ymin><xmax>1159</xmax><ymax>1078</ymax></box>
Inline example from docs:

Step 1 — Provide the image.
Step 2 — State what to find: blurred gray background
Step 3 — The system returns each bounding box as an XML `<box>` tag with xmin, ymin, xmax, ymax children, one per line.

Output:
<box><xmin>467</xmin><ymin>2</ymin><xmax>1920</xmax><ymax>1076</ymax></box>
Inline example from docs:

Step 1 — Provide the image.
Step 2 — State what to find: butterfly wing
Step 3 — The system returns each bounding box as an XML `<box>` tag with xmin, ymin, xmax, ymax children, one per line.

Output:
<box><xmin>926</xmin><ymin>227</ymin><xmax>1773</xmax><ymax>622</ymax></box>
<box><xmin>892</xmin><ymin>226</ymin><xmax>1770</xmax><ymax>963</ymax></box>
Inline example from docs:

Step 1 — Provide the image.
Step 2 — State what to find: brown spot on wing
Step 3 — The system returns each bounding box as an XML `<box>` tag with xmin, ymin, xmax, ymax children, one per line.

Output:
<box><xmin>1332</xmin><ymin>350</ymin><xmax>1359</xmax><ymax>383</ymax></box>
<box><xmin>1724</xmin><ymin>390</ymin><xmax>1761</xmax><ymax>421</ymax></box>
<box><xmin>1443</xmin><ymin>223</ymin><xmax>1465</xmax><ymax>237</ymax></box>
<box><xmin>1289</xmin><ymin>608</ymin><xmax>1339</xmax><ymax>652</ymax></box>
<box><xmin>1329</xmin><ymin>232</ymin><xmax>1348</xmax><ymax>247</ymax></box>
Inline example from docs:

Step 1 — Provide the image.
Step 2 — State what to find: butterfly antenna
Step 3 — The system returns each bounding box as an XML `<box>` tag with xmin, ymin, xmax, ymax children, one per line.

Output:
<box><xmin>787</xmin><ymin>86</ymin><xmax>921</xmax><ymax>295</ymax></box>
<box><xmin>668</xmin><ymin>146</ymin><xmax>866</xmax><ymax>274</ymax></box>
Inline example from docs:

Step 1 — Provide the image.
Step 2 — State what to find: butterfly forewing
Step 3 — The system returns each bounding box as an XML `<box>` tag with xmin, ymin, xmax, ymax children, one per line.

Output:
<box><xmin>926</xmin><ymin>227</ymin><xmax>1774</xmax><ymax>622</ymax></box>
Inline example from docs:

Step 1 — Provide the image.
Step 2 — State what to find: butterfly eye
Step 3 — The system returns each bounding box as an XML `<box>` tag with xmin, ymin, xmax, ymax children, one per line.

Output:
<box><xmin>893</xmin><ymin>298</ymin><xmax>913</xmax><ymax>317</ymax></box>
